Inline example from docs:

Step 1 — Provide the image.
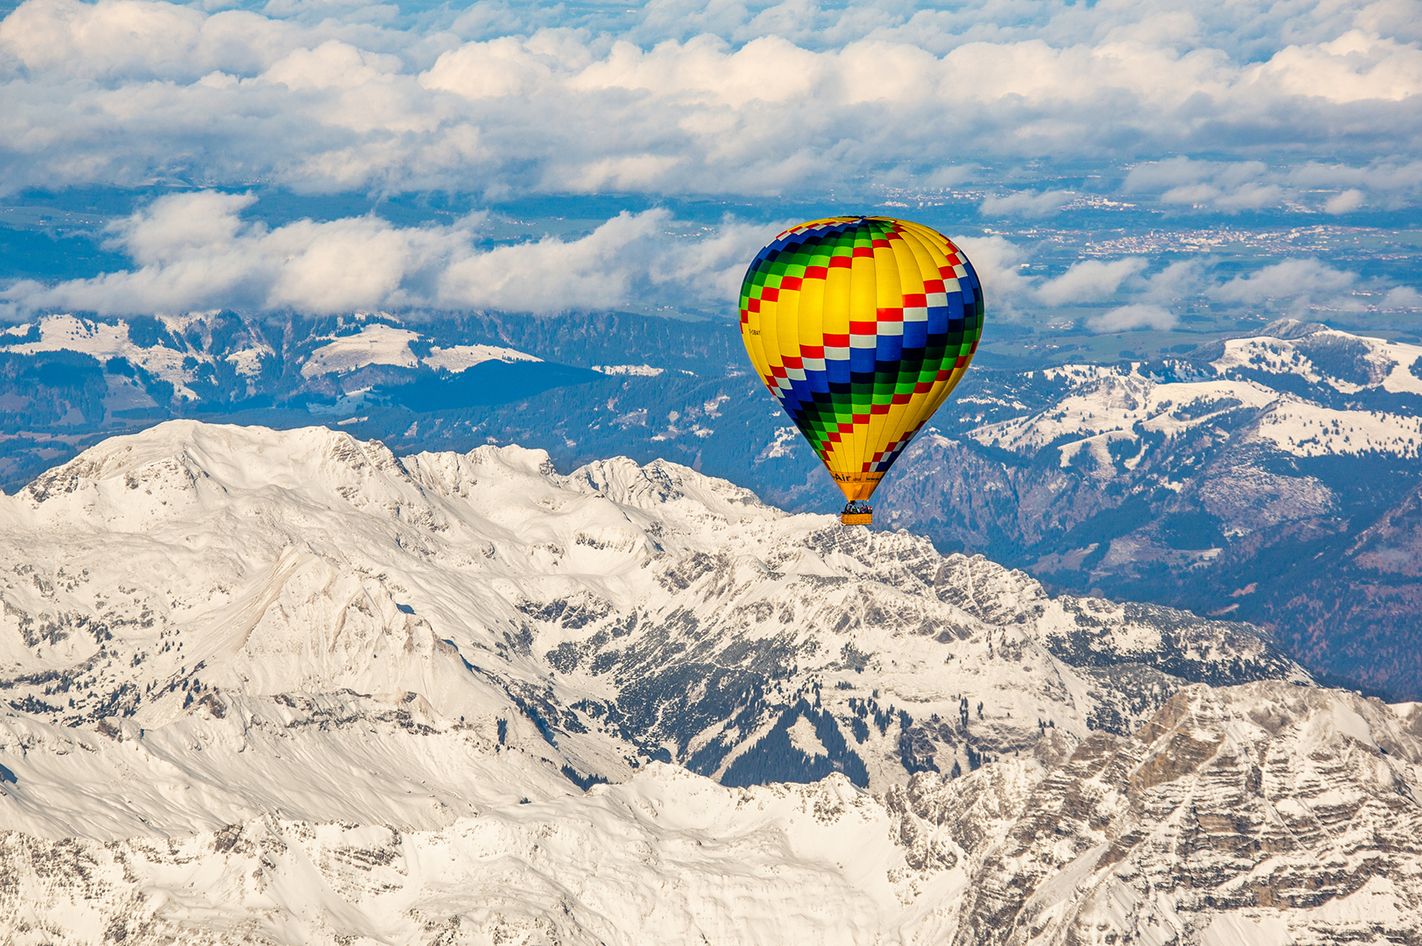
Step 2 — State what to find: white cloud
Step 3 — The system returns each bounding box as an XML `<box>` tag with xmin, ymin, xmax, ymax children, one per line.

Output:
<box><xmin>0</xmin><ymin>195</ymin><xmax>1384</xmax><ymax>326</ymax></box>
<box><xmin>116</xmin><ymin>190</ymin><xmax>258</xmax><ymax>265</ymax></box>
<box><xmin>266</xmin><ymin>40</ymin><xmax>405</xmax><ymax>92</ymax></box>
<box><xmin>1212</xmin><ymin>183</ymin><xmax>1285</xmax><ymax>211</ymax></box>
<box><xmin>979</xmin><ymin>190</ymin><xmax>1073</xmax><ymax>217</ymax></box>
<box><xmin>1122</xmin><ymin>155</ymin><xmax>1422</xmax><ymax>212</ymax></box>
<box><xmin>1160</xmin><ymin>184</ymin><xmax>1222</xmax><ymax>206</ymax></box>
<box><xmin>1138</xmin><ymin>260</ymin><xmax>1208</xmax><ymax>302</ymax></box>
<box><xmin>1324</xmin><ymin>188</ymin><xmax>1366</xmax><ymax>213</ymax></box>
<box><xmin>1127</xmin><ymin>158</ymin><xmax>1314</xmax><ymax>212</ymax></box>
<box><xmin>1122</xmin><ymin>157</ymin><xmax>1210</xmax><ymax>192</ymax></box>
<box><xmin>437</xmin><ymin>211</ymin><xmax>666</xmax><ymax>313</ymax></box>
<box><xmin>1383</xmin><ymin>286</ymin><xmax>1422</xmax><ymax>308</ymax></box>
<box><xmin>1</xmin><ymin>0</ymin><xmax>1422</xmax><ymax>197</ymax></box>
<box><xmin>1211</xmin><ymin>258</ymin><xmax>1358</xmax><ymax>310</ymax></box>
<box><xmin>0</xmin><ymin>0</ymin><xmax>296</xmax><ymax>80</ymax></box>
<box><xmin>1212</xmin><ymin>258</ymin><xmax>1357</xmax><ymax>303</ymax></box>
<box><xmin>1</xmin><ymin>0</ymin><xmax>1419</xmax><ymax>323</ymax></box>
<box><xmin>1087</xmin><ymin>304</ymin><xmax>1178</xmax><ymax>333</ymax></box>
<box><xmin>1036</xmin><ymin>258</ymin><xmax>1148</xmax><ymax>307</ymax></box>
<box><xmin>947</xmin><ymin>234</ymin><xmax>1034</xmax><ymax>315</ymax></box>
<box><xmin>1249</xmin><ymin>31</ymin><xmax>1422</xmax><ymax>103</ymax></box>
<box><xmin>1</xmin><ymin>192</ymin><xmax>772</xmax><ymax>318</ymax></box>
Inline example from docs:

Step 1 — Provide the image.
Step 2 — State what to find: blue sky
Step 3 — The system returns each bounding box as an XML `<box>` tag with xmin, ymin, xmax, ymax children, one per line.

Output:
<box><xmin>1</xmin><ymin>0</ymin><xmax>1420</xmax><ymax>325</ymax></box>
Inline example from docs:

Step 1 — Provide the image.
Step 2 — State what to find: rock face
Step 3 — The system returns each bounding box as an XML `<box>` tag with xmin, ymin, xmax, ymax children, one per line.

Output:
<box><xmin>2</xmin><ymin>683</ymin><xmax>1419</xmax><ymax>945</ymax></box>
<box><xmin>890</xmin><ymin>681</ymin><xmax>1422</xmax><ymax>946</ymax></box>
<box><xmin>0</xmin><ymin>422</ymin><xmax>1415</xmax><ymax>944</ymax></box>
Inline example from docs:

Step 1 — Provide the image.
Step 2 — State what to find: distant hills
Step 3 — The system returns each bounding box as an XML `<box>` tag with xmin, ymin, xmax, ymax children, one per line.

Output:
<box><xmin>876</xmin><ymin>320</ymin><xmax>1422</xmax><ymax>701</ymax></box>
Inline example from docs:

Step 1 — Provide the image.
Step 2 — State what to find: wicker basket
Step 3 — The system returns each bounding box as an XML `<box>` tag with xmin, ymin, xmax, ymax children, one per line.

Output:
<box><xmin>840</xmin><ymin>512</ymin><xmax>873</xmax><ymax>525</ymax></box>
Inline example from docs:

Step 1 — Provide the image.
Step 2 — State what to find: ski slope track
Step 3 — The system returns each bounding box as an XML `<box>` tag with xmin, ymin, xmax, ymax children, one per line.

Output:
<box><xmin>0</xmin><ymin>422</ymin><xmax>1416</xmax><ymax>944</ymax></box>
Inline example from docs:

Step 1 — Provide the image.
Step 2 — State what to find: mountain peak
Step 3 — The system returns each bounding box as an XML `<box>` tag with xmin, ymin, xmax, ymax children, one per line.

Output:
<box><xmin>18</xmin><ymin>419</ymin><xmax>412</xmax><ymax>511</ymax></box>
<box><xmin>4</xmin><ymin>422</ymin><xmax>1414</xmax><ymax>945</ymax></box>
<box><xmin>1259</xmin><ymin>317</ymin><xmax>1331</xmax><ymax>339</ymax></box>
<box><xmin>0</xmin><ymin>421</ymin><xmax>1311</xmax><ymax>818</ymax></box>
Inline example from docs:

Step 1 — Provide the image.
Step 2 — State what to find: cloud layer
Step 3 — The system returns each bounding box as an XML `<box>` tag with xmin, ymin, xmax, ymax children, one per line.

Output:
<box><xmin>1</xmin><ymin>0</ymin><xmax>1421</xmax><ymax>203</ymax></box>
<box><xmin>3</xmin><ymin>0</ymin><xmax>1420</xmax><ymax>323</ymax></box>
<box><xmin>1</xmin><ymin>192</ymin><xmax>775</xmax><ymax>316</ymax></box>
<box><xmin>2</xmin><ymin>190</ymin><xmax>1403</xmax><ymax>327</ymax></box>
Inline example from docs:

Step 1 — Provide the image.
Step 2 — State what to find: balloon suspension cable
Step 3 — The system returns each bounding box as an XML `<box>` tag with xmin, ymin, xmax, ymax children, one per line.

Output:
<box><xmin>841</xmin><ymin>500</ymin><xmax>873</xmax><ymax>526</ymax></box>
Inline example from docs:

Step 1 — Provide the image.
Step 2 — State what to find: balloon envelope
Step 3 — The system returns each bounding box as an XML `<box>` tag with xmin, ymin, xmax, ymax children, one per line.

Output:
<box><xmin>739</xmin><ymin>216</ymin><xmax>985</xmax><ymax>504</ymax></box>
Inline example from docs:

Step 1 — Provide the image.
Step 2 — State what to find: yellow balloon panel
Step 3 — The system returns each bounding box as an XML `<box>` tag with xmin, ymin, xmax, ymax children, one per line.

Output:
<box><xmin>739</xmin><ymin>217</ymin><xmax>985</xmax><ymax>502</ymax></box>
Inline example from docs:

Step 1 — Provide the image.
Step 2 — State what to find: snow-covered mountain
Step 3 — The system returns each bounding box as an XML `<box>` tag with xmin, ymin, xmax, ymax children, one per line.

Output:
<box><xmin>1</xmin><ymin>421</ymin><xmax>1304</xmax><ymax>810</ymax></box>
<box><xmin>5</xmin><ymin>309</ymin><xmax>1421</xmax><ymax>695</ymax></box>
<box><xmin>1</xmin><ymin>422</ymin><xmax>1417</xmax><ymax>944</ymax></box>
<box><xmin>877</xmin><ymin>320</ymin><xmax>1422</xmax><ymax>701</ymax></box>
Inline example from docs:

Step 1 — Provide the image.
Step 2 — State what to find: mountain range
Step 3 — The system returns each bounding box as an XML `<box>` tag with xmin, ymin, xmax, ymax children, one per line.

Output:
<box><xmin>0</xmin><ymin>422</ymin><xmax>1418</xmax><ymax>943</ymax></box>
<box><xmin>4</xmin><ymin>310</ymin><xmax>1418</xmax><ymax>700</ymax></box>
<box><xmin>876</xmin><ymin>319</ymin><xmax>1422</xmax><ymax>701</ymax></box>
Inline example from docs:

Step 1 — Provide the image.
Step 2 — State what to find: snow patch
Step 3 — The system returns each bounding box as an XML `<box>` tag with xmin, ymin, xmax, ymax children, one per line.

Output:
<box><xmin>423</xmin><ymin>344</ymin><xmax>542</xmax><ymax>372</ymax></box>
<box><xmin>593</xmin><ymin>364</ymin><xmax>664</xmax><ymax>376</ymax></box>
<box><xmin>1201</xmin><ymin>913</ymin><xmax>1293</xmax><ymax>946</ymax></box>
<box><xmin>1253</xmin><ymin>402</ymin><xmax>1422</xmax><ymax>458</ymax></box>
<box><xmin>301</xmin><ymin>324</ymin><xmax>421</xmax><ymax>377</ymax></box>
<box><xmin>787</xmin><ymin>715</ymin><xmax>827</xmax><ymax>757</ymax></box>
<box><xmin>758</xmin><ymin>426</ymin><xmax>801</xmax><ymax>461</ymax></box>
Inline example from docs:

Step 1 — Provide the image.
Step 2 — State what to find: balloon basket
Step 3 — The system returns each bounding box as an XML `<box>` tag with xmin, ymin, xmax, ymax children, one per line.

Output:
<box><xmin>841</xmin><ymin>511</ymin><xmax>873</xmax><ymax>525</ymax></box>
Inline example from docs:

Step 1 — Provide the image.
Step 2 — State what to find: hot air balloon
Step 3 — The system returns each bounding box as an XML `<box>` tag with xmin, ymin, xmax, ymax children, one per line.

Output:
<box><xmin>739</xmin><ymin>216</ymin><xmax>985</xmax><ymax>525</ymax></box>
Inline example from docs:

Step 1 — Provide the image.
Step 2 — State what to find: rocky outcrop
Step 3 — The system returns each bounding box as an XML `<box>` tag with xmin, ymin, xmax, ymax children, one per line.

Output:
<box><xmin>890</xmin><ymin>681</ymin><xmax>1422</xmax><ymax>946</ymax></box>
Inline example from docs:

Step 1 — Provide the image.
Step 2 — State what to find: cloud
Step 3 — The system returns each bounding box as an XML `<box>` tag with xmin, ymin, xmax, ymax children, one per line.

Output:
<box><xmin>1123</xmin><ymin>157</ymin><xmax>1215</xmax><ymax>192</ymax></box>
<box><xmin>1211</xmin><ymin>258</ymin><xmax>1359</xmax><ymax>311</ymax></box>
<box><xmin>1250</xmin><ymin>31</ymin><xmax>1422</xmax><ymax>103</ymax></box>
<box><xmin>2</xmin><ymin>192</ymin><xmax>774</xmax><ymax>317</ymax></box>
<box><xmin>1128</xmin><ymin>158</ymin><xmax>1301</xmax><ymax>212</ymax></box>
<box><xmin>0</xmin><ymin>0</ymin><xmax>297</xmax><ymax>80</ymax></box>
<box><xmin>1036</xmin><ymin>258</ymin><xmax>1148</xmax><ymax>307</ymax></box>
<box><xmin>1087</xmin><ymin>304</ymin><xmax>1178</xmax><ymax>333</ymax></box>
<box><xmin>940</xmin><ymin>241</ymin><xmax>1370</xmax><ymax>329</ymax></box>
<box><xmin>1</xmin><ymin>194</ymin><xmax>1380</xmax><ymax>326</ymax></box>
<box><xmin>1126</xmin><ymin>156</ymin><xmax>1422</xmax><ymax>212</ymax></box>
<box><xmin>1200</xmin><ymin>254</ymin><xmax>1365</xmax><ymax>317</ymax></box>
<box><xmin>1137</xmin><ymin>260</ymin><xmax>1208</xmax><ymax>302</ymax></box>
<box><xmin>978</xmin><ymin>190</ymin><xmax>1073</xmax><ymax>217</ymax></box>
<box><xmin>1212</xmin><ymin>183</ymin><xmax>1285</xmax><ymax>211</ymax></box>
<box><xmin>2</xmin><ymin>0</ymin><xmax>1422</xmax><ymax>198</ymax></box>
<box><xmin>947</xmin><ymin>234</ymin><xmax>1034</xmax><ymax>315</ymax></box>
<box><xmin>1289</xmin><ymin>159</ymin><xmax>1422</xmax><ymax>193</ymax></box>
<box><xmin>1383</xmin><ymin>286</ymin><xmax>1422</xmax><ymax>308</ymax></box>
<box><xmin>1</xmin><ymin>0</ymin><xmax>1417</xmax><ymax>324</ymax></box>
<box><xmin>1324</xmin><ymin>188</ymin><xmax>1366</xmax><ymax>213</ymax></box>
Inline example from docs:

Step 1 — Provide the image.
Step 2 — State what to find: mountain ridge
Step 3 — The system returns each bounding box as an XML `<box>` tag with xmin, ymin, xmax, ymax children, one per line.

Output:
<box><xmin>2</xmin><ymin>421</ymin><xmax>1419</xmax><ymax>945</ymax></box>
<box><xmin>876</xmin><ymin>320</ymin><xmax>1422</xmax><ymax>699</ymax></box>
<box><xmin>1</xmin><ymin>421</ymin><xmax>1307</xmax><ymax>822</ymax></box>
